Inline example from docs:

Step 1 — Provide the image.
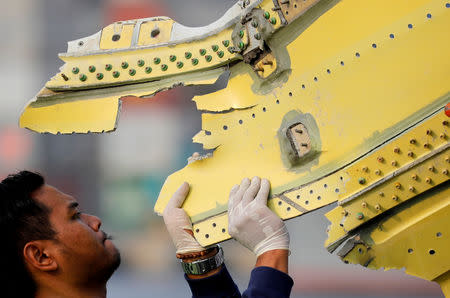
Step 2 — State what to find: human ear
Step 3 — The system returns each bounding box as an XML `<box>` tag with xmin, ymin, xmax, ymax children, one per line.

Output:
<box><xmin>23</xmin><ymin>241</ymin><xmax>58</xmax><ymax>272</ymax></box>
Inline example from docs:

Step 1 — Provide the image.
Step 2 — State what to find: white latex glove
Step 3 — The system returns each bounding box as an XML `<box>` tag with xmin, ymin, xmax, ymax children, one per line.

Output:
<box><xmin>163</xmin><ymin>182</ymin><xmax>205</xmax><ymax>254</ymax></box>
<box><xmin>228</xmin><ymin>177</ymin><xmax>290</xmax><ymax>256</ymax></box>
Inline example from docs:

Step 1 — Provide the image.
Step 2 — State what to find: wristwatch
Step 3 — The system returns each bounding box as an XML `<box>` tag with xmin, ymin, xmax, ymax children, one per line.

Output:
<box><xmin>181</xmin><ymin>246</ymin><xmax>224</xmax><ymax>275</ymax></box>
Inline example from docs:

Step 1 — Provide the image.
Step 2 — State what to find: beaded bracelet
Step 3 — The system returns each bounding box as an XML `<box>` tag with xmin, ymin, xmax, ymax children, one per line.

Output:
<box><xmin>176</xmin><ymin>246</ymin><xmax>218</xmax><ymax>260</ymax></box>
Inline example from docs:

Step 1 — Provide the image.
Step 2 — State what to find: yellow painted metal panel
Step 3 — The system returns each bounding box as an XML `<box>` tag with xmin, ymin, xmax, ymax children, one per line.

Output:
<box><xmin>138</xmin><ymin>20</ymin><xmax>174</xmax><ymax>46</ymax></box>
<box><xmin>100</xmin><ymin>23</ymin><xmax>134</xmax><ymax>49</ymax></box>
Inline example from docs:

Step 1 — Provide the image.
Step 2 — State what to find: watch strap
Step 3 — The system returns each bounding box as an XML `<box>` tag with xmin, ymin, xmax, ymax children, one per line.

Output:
<box><xmin>181</xmin><ymin>246</ymin><xmax>224</xmax><ymax>275</ymax></box>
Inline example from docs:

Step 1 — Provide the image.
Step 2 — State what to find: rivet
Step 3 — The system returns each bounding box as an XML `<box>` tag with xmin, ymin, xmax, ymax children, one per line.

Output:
<box><xmin>185</xmin><ymin>52</ymin><xmax>192</xmax><ymax>59</ymax></box>
<box><xmin>121</xmin><ymin>62</ymin><xmax>129</xmax><ymax>69</ymax></box>
<box><xmin>254</xmin><ymin>33</ymin><xmax>261</xmax><ymax>40</ymax></box>
<box><xmin>411</xmin><ymin>174</ymin><xmax>418</xmax><ymax>180</ymax></box>
<box><xmin>145</xmin><ymin>67</ymin><xmax>152</xmax><ymax>74</ymax></box>
<box><xmin>192</xmin><ymin>58</ymin><xmax>199</xmax><ymax>66</ymax></box>
<box><xmin>96</xmin><ymin>73</ymin><xmax>103</xmax><ymax>80</ymax></box>
<box><xmin>424</xmin><ymin>143</ymin><xmax>430</xmax><ymax>149</ymax></box>
<box><xmin>61</xmin><ymin>73</ymin><xmax>69</xmax><ymax>81</ymax></box>
<box><xmin>375</xmin><ymin>169</ymin><xmax>381</xmax><ymax>175</ymax></box>
<box><xmin>391</xmin><ymin>160</ymin><xmax>397</xmax><ymax>166</ymax></box>
<box><xmin>112</xmin><ymin>71</ymin><xmax>120</xmax><ymax>78</ymax></box>
<box><xmin>393</xmin><ymin>147</ymin><xmax>400</xmax><ymax>153</ymax></box>
<box><xmin>212</xmin><ymin>45</ymin><xmax>219</xmax><ymax>52</ymax></box>
<box><xmin>153</xmin><ymin>57</ymin><xmax>161</xmax><ymax>64</ymax></box>
<box><xmin>128</xmin><ymin>69</ymin><xmax>136</xmax><ymax>76</ymax></box>
<box><xmin>238</xmin><ymin>41</ymin><xmax>245</xmax><ymax>49</ymax></box>
<box><xmin>361</xmin><ymin>202</ymin><xmax>367</xmax><ymax>208</ymax></box>
<box><xmin>205</xmin><ymin>55</ymin><xmax>212</xmax><ymax>62</ymax></box>
<box><xmin>392</xmin><ymin>195</ymin><xmax>398</xmax><ymax>201</ymax></box>
<box><xmin>443</xmin><ymin>169</ymin><xmax>449</xmax><ymax>175</ymax></box>
<box><xmin>72</xmin><ymin>67</ymin><xmax>79</xmax><ymax>74</ymax></box>
<box><xmin>222</xmin><ymin>40</ymin><xmax>230</xmax><ymax>47</ymax></box>
<box><xmin>105</xmin><ymin>64</ymin><xmax>112</xmax><ymax>71</ymax></box>
<box><xmin>375</xmin><ymin>204</ymin><xmax>381</xmax><ymax>211</ymax></box>
<box><xmin>270</xmin><ymin>17</ymin><xmax>277</xmax><ymax>25</ymax></box>
<box><xmin>362</xmin><ymin>167</ymin><xmax>368</xmax><ymax>172</ymax></box>
<box><xmin>377</xmin><ymin>157</ymin><xmax>384</xmax><ymax>163</ymax></box>
<box><xmin>228</xmin><ymin>47</ymin><xmax>236</xmax><ymax>53</ymax></box>
<box><xmin>410</xmin><ymin>139</ymin><xmax>416</xmax><ymax>144</ymax></box>
<box><xmin>440</xmin><ymin>133</ymin><xmax>446</xmax><ymax>139</ymax></box>
<box><xmin>176</xmin><ymin>61</ymin><xmax>184</xmax><ymax>69</ymax></box>
<box><xmin>251</xmin><ymin>20</ymin><xmax>258</xmax><ymax>28</ymax></box>
<box><xmin>408</xmin><ymin>151</ymin><xmax>414</xmax><ymax>157</ymax></box>
<box><xmin>443</xmin><ymin>120</ymin><xmax>449</xmax><ymax>126</ymax></box>
<box><xmin>379</xmin><ymin>192</ymin><xmax>384</xmax><ymax>197</ymax></box>
<box><xmin>358</xmin><ymin>177</ymin><xmax>366</xmax><ymax>185</ymax></box>
<box><xmin>356</xmin><ymin>212</ymin><xmax>364</xmax><ymax>220</ymax></box>
<box><xmin>426</xmin><ymin>129</ymin><xmax>432</xmax><ymax>135</ymax></box>
<box><xmin>428</xmin><ymin>166</ymin><xmax>435</xmax><ymax>172</ymax></box>
<box><xmin>264</xmin><ymin>11</ymin><xmax>270</xmax><ymax>19</ymax></box>
<box><xmin>199</xmin><ymin>49</ymin><xmax>206</xmax><ymax>56</ymax></box>
<box><xmin>88</xmin><ymin>65</ymin><xmax>96</xmax><ymax>73</ymax></box>
<box><xmin>137</xmin><ymin>60</ymin><xmax>145</xmax><ymax>67</ymax></box>
<box><xmin>395</xmin><ymin>182</ymin><xmax>401</xmax><ymax>189</ymax></box>
<box><xmin>426</xmin><ymin>177</ymin><xmax>432</xmax><ymax>184</ymax></box>
<box><xmin>217</xmin><ymin>51</ymin><xmax>224</xmax><ymax>58</ymax></box>
<box><xmin>409</xmin><ymin>186</ymin><xmax>415</xmax><ymax>192</ymax></box>
<box><xmin>161</xmin><ymin>64</ymin><xmax>168</xmax><ymax>71</ymax></box>
<box><xmin>79</xmin><ymin>74</ymin><xmax>87</xmax><ymax>81</ymax></box>
<box><xmin>169</xmin><ymin>55</ymin><xmax>177</xmax><ymax>62</ymax></box>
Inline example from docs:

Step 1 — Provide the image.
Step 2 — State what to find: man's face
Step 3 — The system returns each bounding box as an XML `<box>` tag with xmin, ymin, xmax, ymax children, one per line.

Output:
<box><xmin>33</xmin><ymin>185</ymin><xmax>120</xmax><ymax>283</ymax></box>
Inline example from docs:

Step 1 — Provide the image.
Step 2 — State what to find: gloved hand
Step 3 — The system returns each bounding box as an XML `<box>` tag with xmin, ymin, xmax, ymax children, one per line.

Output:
<box><xmin>163</xmin><ymin>182</ymin><xmax>205</xmax><ymax>254</ymax></box>
<box><xmin>228</xmin><ymin>177</ymin><xmax>290</xmax><ymax>256</ymax></box>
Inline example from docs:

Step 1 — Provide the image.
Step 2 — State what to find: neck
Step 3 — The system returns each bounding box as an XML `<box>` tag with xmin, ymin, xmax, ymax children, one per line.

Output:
<box><xmin>35</xmin><ymin>279</ymin><xmax>107</xmax><ymax>298</ymax></box>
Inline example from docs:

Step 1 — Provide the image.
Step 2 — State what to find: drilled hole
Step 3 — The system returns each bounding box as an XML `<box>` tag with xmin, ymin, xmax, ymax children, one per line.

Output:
<box><xmin>358</xmin><ymin>248</ymin><xmax>363</xmax><ymax>254</ymax></box>
<box><xmin>205</xmin><ymin>130</ymin><xmax>212</xmax><ymax>136</ymax></box>
<box><xmin>294</xmin><ymin>4</ymin><xmax>297</xmax><ymax>8</ymax></box>
<box><xmin>436</xmin><ymin>232</ymin><xmax>442</xmax><ymax>237</ymax></box>
<box><xmin>289</xmin><ymin>92</ymin><xmax>293</xmax><ymax>97</ymax></box>
<box><xmin>309</xmin><ymin>190</ymin><xmax>313</xmax><ymax>194</ymax></box>
<box><xmin>324</xmin><ymin>184</ymin><xmax>327</xmax><ymax>188</ymax></box>
<box><xmin>429</xmin><ymin>249</ymin><xmax>435</xmax><ymax>255</ymax></box>
<box><xmin>78</xmin><ymin>41</ymin><xmax>84</xmax><ymax>46</ymax></box>
<box><xmin>427</xmin><ymin>13</ymin><xmax>432</xmax><ymax>18</ymax></box>
<box><xmin>252</xmin><ymin>113</ymin><xmax>256</xmax><ymax>118</ymax></box>
<box><xmin>205</xmin><ymin>234</ymin><xmax>209</xmax><ymax>239</ymax></box>
<box><xmin>212</xmin><ymin>223</ymin><xmax>216</xmax><ymax>228</ymax></box>
<box><xmin>112</xmin><ymin>34</ymin><xmax>121</xmax><ymax>42</ymax></box>
<box><xmin>327</xmin><ymin>69</ymin><xmax>331</xmax><ymax>74</ymax></box>
<box><xmin>223</xmin><ymin>125</ymin><xmax>228</xmax><ymax>130</ymax></box>
<box><xmin>302</xmin><ymin>84</ymin><xmax>305</xmax><ymax>89</ymax></box>
<box><xmin>335</xmin><ymin>188</ymin><xmax>340</xmax><ymax>193</ymax></box>
<box><xmin>195</xmin><ymin>229</ymin><xmax>200</xmax><ymax>233</ymax></box>
<box><xmin>296</xmin><ymin>195</ymin><xmax>300</xmax><ymax>199</ymax></box>
<box><xmin>287</xmin><ymin>207</ymin><xmax>291</xmax><ymax>211</ymax></box>
<box><xmin>344</xmin><ymin>260</ymin><xmax>349</xmax><ymax>264</ymax></box>
<box><xmin>305</xmin><ymin>200</ymin><xmax>309</xmax><ymax>205</ymax></box>
<box><xmin>317</xmin><ymin>196</ymin><xmax>321</xmax><ymax>200</ymax></box>
<box><xmin>222</xmin><ymin>228</ymin><xmax>226</xmax><ymax>233</ymax></box>
<box><xmin>263</xmin><ymin>107</ymin><xmax>266</xmax><ymax>112</ymax></box>
<box><xmin>340</xmin><ymin>176</ymin><xmax>343</xmax><ymax>180</ymax></box>
<box><xmin>340</xmin><ymin>61</ymin><xmax>344</xmax><ymax>66</ymax></box>
<box><xmin>355</xmin><ymin>52</ymin><xmax>360</xmax><ymax>57</ymax></box>
<box><xmin>372</xmin><ymin>43</ymin><xmax>377</xmax><ymax>48</ymax></box>
<box><xmin>389</xmin><ymin>33</ymin><xmax>395</xmax><ymax>39</ymax></box>
<box><xmin>314</xmin><ymin>77</ymin><xmax>318</xmax><ymax>81</ymax></box>
<box><xmin>408</xmin><ymin>248</ymin><xmax>413</xmax><ymax>253</ymax></box>
<box><xmin>276</xmin><ymin>99</ymin><xmax>280</xmax><ymax>104</ymax></box>
<box><xmin>278</xmin><ymin>201</ymin><xmax>282</xmax><ymax>206</ymax></box>
<box><xmin>239</xmin><ymin>120</ymin><xmax>243</xmax><ymax>124</ymax></box>
<box><xmin>408</xmin><ymin>24</ymin><xmax>413</xmax><ymax>29</ymax></box>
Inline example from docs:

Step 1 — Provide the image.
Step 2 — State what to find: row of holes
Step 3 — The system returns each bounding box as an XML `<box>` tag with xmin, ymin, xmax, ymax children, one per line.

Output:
<box><xmin>206</xmin><ymin>10</ymin><xmax>442</xmax><ymax>134</ymax></box>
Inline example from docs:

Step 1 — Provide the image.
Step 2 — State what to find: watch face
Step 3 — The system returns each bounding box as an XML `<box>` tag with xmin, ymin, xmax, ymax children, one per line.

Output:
<box><xmin>182</xmin><ymin>247</ymin><xmax>224</xmax><ymax>275</ymax></box>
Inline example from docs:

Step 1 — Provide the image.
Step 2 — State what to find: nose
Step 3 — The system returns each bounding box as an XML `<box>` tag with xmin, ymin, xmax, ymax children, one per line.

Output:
<box><xmin>85</xmin><ymin>214</ymin><xmax>102</xmax><ymax>232</ymax></box>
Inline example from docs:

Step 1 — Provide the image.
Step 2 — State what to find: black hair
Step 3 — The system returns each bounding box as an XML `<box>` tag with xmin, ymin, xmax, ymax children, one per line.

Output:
<box><xmin>0</xmin><ymin>171</ymin><xmax>55</xmax><ymax>298</ymax></box>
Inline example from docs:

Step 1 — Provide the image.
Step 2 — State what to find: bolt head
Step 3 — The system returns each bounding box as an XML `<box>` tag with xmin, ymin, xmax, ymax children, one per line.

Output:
<box><xmin>395</xmin><ymin>182</ymin><xmax>401</xmax><ymax>189</ymax></box>
<box><xmin>137</xmin><ymin>60</ymin><xmax>145</xmax><ymax>67</ymax></box>
<box><xmin>264</xmin><ymin>11</ymin><xmax>270</xmax><ymax>19</ymax></box>
<box><xmin>153</xmin><ymin>58</ymin><xmax>161</xmax><ymax>64</ymax></box>
<box><xmin>105</xmin><ymin>64</ymin><xmax>112</xmax><ymax>71</ymax></box>
<box><xmin>377</xmin><ymin>157</ymin><xmax>384</xmax><ymax>162</ymax></box>
<box><xmin>79</xmin><ymin>74</ymin><xmax>87</xmax><ymax>81</ymax></box>
<box><xmin>169</xmin><ymin>55</ymin><xmax>177</xmax><ymax>62</ymax></box>
<box><xmin>145</xmin><ymin>67</ymin><xmax>152</xmax><ymax>74</ymax></box>
<box><xmin>161</xmin><ymin>64</ymin><xmax>168</xmax><ymax>71</ymax></box>
<box><xmin>121</xmin><ymin>62</ymin><xmax>129</xmax><ymax>69</ymax></box>
<box><xmin>270</xmin><ymin>17</ymin><xmax>277</xmax><ymax>25</ymax></box>
<box><xmin>375</xmin><ymin>204</ymin><xmax>381</xmax><ymax>210</ymax></box>
<box><xmin>358</xmin><ymin>177</ymin><xmax>366</xmax><ymax>185</ymax></box>
<box><xmin>426</xmin><ymin>129</ymin><xmax>432</xmax><ymax>135</ymax></box>
<box><xmin>176</xmin><ymin>61</ymin><xmax>184</xmax><ymax>69</ymax></box>
<box><xmin>362</xmin><ymin>167</ymin><xmax>368</xmax><ymax>172</ymax></box>
<box><xmin>375</xmin><ymin>170</ymin><xmax>381</xmax><ymax>175</ymax></box>
<box><xmin>411</xmin><ymin>174</ymin><xmax>418</xmax><ymax>180</ymax></box>
<box><xmin>239</xmin><ymin>30</ymin><xmax>244</xmax><ymax>38</ymax></box>
<box><xmin>191</xmin><ymin>58</ymin><xmax>199</xmax><ymax>66</ymax></box>
<box><xmin>409</xmin><ymin>186</ymin><xmax>415</xmax><ymax>192</ymax></box>
<box><xmin>408</xmin><ymin>151</ymin><xmax>414</xmax><ymax>157</ymax></box>
<box><xmin>112</xmin><ymin>71</ymin><xmax>120</xmax><ymax>78</ymax></box>
<box><xmin>392</xmin><ymin>195</ymin><xmax>398</xmax><ymax>201</ymax></box>
<box><xmin>96</xmin><ymin>73</ymin><xmax>103</xmax><ymax>80</ymax></box>
<box><xmin>356</xmin><ymin>212</ymin><xmax>364</xmax><ymax>220</ymax></box>
<box><xmin>429</xmin><ymin>166</ymin><xmax>435</xmax><ymax>172</ymax></box>
<box><xmin>410</xmin><ymin>139</ymin><xmax>416</xmax><ymax>144</ymax></box>
<box><xmin>443</xmin><ymin>169</ymin><xmax>449</xmax><ymax>175</ymax></box>
<box><xmin>426</xmin><ymin>177</ymin><xmax>432</xmax><ymax>184</ymax></box>
<box><xmin>391</xmin><ymin>160</ymin><xmax>397</xmax><ymax>166</ymax></box>
<box><xmin>361</xmin><ymin>202</ymin><xmax>367</xmax><ymax>208</ymax></box>
<box><xmin>222</xmin><ymin>40</ymin><xmax>230</xmax><ymax>47</ymax></box>
<box><xmin>72</xmin><ymin>67</ymin><xmax>79</xmax><ymax>74</ymax></box>
<box><xmin>88</xmin><ymin>65</ymin><xmax>96</xmax><ymax>73</ymax></box>
<box><xmin>393</xmin><ymin>147</ymin><xmax>400</xmax><ymax>153</ymax></box>
<box><xmin>128</xmin><ymin>69</ymin><xmax>136</xmax><ymax>76</ymax></box>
